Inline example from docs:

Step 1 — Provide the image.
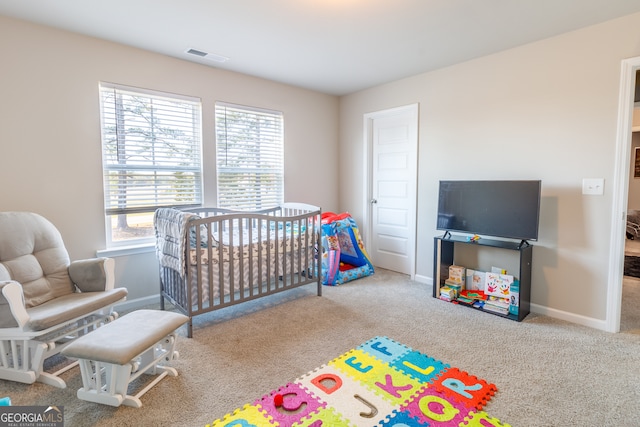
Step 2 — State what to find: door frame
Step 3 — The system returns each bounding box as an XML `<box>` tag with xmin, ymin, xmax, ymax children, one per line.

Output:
<box><xmin>362</xmin><ymin>103</ymin><xmax>419</xmax><ymax>279</ymax></box>
<box><xmin>608</xmin><ymin>56</ymin><xmax>640</xmax><ymax>332</ymax></box>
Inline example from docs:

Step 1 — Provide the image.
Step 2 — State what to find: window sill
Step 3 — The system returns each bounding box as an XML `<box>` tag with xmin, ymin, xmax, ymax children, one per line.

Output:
<box><xmin>97</xmin><ymin>244</ymin><xmax>155</xmax><ymax>258</ymax></box>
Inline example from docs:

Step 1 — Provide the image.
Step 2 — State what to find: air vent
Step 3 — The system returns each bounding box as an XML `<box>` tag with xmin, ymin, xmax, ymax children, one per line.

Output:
<box><xmin>186</xmin><ymin>48</ymin><xmax>207</xmax><ymax>57</ymax></box>
<box><xmin>185</xmin><ymin>48</ymin><xmax>229</xmax><ymax>63</ymax></box>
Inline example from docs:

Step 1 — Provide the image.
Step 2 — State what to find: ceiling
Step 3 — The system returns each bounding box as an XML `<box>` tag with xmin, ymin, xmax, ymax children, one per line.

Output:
<box><xmin>2</xmin><ymin>0</ymin><xmax>640</xmax><ymax>96</ymax></box>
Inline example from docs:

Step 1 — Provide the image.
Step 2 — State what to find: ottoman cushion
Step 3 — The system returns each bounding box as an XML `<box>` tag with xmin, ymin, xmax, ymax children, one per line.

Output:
<box><xmin>62</xmin><ymin>309</ymin><xmax>188</xmax><ymax>365</ymax></box>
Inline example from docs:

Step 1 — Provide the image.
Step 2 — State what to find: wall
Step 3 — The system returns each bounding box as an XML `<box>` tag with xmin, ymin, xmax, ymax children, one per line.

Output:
<box><xmin>0</xmin><ymin>16</ymin><xmax>339</xmax><ymax>306</ymax></box>
<box><xmin>339</xmin><ymin>12</ymin><xmax>640</xmax><ymax>327</ymax></box>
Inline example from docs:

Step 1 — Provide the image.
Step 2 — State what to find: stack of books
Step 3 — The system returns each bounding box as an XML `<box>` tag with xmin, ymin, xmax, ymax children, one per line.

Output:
<box><xmin>441</xmin><ymin>265</ymin><xmax>465</xmax><ymax>300</ymax></box>
<box><xmin>438</xmin><ymin>286</ymin><xmax>457</xmax><ymax>302</ymax></box>
<box><xmin>483</xmin><ymin>296</ymin><xmax>510</xmax><ymax>315</ymax></box>
<box><xmin>457</xmin><ymin>290</ymin><xmax>487</xmax><ymax>307</ymax></box>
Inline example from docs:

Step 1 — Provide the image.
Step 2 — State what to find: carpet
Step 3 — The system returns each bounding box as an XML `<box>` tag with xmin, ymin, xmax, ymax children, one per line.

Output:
<box><xmin>208</xmin><ymin>336</ymin><xmax>508</xmax><ymax>427</ymax></box>
<box><xmin>624</xmin><ymin>255</ymin><xmax>640</xmax><ymax>278</ymax></box>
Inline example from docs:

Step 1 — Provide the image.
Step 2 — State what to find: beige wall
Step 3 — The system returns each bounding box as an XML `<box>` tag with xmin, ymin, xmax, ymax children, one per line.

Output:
<box><xmin>4</xmin><ymin>10</ymin><xmax>640</xmax><ymax>327</ymax></box>
<box><xmin>0</xmin><ymin>16</ymin><xmax>339</xmax><ymax>304</ymax></box>
<box><xmin>339</xmin><ymin>12</ymin><xmax>640</xmax><ymax>326</ymax></box>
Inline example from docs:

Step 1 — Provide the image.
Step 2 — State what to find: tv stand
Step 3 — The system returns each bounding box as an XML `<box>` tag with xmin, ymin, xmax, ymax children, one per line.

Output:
<box><xmin>433</xmin><ymin>234</ymin><xmax>532</xmax><ymax>321</ymax></box>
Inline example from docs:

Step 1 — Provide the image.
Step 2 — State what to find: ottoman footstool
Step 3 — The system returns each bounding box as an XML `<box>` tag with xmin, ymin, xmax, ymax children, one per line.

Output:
<box><xmin>61</xmin><ymin>309</ymin><xmax>188</xmax><ymax>408</ymax></box>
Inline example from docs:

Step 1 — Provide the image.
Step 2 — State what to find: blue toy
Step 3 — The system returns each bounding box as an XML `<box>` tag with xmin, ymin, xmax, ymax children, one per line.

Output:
<box><xmin>320</xmin><ymin>212</ymin><xmax>374</xmax><ymax>286</ymax></box>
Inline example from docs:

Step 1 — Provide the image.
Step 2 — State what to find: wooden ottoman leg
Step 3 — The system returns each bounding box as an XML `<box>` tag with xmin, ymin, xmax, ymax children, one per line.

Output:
<box><xmin>77</xmin><ymin>360</ymin><xmax>133</xmax><ymax>407</ymax></box>
<box><xmin>121</xmin><ymin>333</ymin><xmax>181</xmax><ymax>408</ymax></box>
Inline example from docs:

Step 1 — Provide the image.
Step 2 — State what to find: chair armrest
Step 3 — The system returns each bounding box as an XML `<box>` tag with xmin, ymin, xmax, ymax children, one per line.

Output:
<box><xmin>0</xmin><ymin>281</ymin><xmax>29</xmax><ymax>328</ymax></box>
<box><xmin>68</xmin><ymin>258</ymin><xmax>115</xmax><ymax>292</ymax></box>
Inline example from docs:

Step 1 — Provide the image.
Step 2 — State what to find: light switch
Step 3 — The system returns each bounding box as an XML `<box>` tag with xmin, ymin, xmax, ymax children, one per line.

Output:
<box><xmin>582</xmin><ymin>178</ymin><xmax>604</xmax><ymax>195</ymax></box>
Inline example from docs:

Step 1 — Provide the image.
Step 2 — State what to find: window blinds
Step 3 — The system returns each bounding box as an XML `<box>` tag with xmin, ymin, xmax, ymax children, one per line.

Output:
<box><xmin>215</xmin><ymin>102</ymin><xmax>284</xmax><ymax>210</ymax></box>
<box><xmin>100</xmin><ymin>83</ymin><xmax>203</xmax><ymax>215</ymax></box>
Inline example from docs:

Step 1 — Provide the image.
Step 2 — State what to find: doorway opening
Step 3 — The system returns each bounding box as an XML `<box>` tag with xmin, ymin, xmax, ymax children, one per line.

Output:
<box><xmin>609</xmin><ymin>57</ymin><xmax>640</xmax><ymax>332</ymax></box>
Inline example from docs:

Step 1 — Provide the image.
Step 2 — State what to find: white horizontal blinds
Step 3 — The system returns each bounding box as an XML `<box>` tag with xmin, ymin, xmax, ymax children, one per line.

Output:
<box><xmin>100</xmin><ymin>84</ymin><xmax>203</xmax><ymax>215</ymax></box>
<box><xmin>215</xmin><ymin>102</ymin><xmax>284</xmax><ymax>210</ymax></box>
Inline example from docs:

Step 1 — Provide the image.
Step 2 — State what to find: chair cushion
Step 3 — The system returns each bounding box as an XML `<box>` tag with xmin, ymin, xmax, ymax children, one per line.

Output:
<box><xmin>0</xmin><ymin>212</ymin><xmax>74</xmax><ymax>307</ymax></box>
<box><xmin>25</xmin><ymin>288</ymin><xmax>128</xmax><ymax>331</ymax></box>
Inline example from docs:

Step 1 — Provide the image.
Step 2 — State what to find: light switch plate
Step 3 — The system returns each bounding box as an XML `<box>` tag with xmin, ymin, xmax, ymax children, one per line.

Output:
<box><xmin>582</xmin><ymin>178</ymin><xmax>604</xmax><ymax>195</ymax></box>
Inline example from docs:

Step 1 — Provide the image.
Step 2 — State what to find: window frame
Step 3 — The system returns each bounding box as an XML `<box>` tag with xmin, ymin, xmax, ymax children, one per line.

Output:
<box><xmin>215</xmin><ymin>101</ymin><xmax>284</xmax><ymax>211</ymax></box>
<box><xmin>99</xmin><ymin>82</ymin><xmax>203</xmax><ymax>247</ymax></box>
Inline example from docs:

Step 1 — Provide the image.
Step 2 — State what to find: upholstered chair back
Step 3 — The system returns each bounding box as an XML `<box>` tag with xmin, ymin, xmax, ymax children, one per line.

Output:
<box><xmin>0</xmin><ymin>212</ymin><xmax>74</xmax><ymax>307</ymax></box>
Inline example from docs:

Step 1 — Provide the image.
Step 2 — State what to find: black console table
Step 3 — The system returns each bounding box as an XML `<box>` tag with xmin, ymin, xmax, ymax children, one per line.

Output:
<box><xmin>433</xmin><ymin>235</ymin><xmax>532</xmax><ymax>321</ymax></box>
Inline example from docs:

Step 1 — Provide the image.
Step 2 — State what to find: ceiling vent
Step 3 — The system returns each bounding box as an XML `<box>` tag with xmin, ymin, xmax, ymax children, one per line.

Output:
<box><xmin>185</xmin><ymin>48</ymin><xmax>229</xmax><ymax>63</ymax></box>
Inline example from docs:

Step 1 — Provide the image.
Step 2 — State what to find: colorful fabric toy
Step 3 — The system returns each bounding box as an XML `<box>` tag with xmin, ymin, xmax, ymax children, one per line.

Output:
<box><xmin>321</xmin><ymin>212</ymin><xmax>374</xmax><ymax>285</ymax></box>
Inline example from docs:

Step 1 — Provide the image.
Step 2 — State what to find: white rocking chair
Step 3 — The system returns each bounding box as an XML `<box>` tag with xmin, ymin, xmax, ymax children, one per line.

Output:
<box><xmin>0</xmin><ymin>212</ymin><xmax>128</xmax><ymax>388</ymax></box>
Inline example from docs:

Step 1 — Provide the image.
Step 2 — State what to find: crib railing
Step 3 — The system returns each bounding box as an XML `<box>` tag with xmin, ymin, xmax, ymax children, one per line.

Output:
<box><xmin>160</xmin><ymin>204</ymin><xmax>321</xmax><ymax>337</ymax></box>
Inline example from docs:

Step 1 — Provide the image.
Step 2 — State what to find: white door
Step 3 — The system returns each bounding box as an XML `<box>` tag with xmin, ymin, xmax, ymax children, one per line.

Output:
<box><xmin>364</xmin><ymin>104</ymin><xmax>418</xmax><ymax>277</ymax></box>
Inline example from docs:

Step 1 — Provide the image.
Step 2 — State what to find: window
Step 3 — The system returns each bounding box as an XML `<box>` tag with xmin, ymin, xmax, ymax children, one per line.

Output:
<box><xmin>215</xmin><ymin>102</ymin><xmax>284</xmax><ymax>210</ymax></box>
<box><xmin>100</xmin><ymin>83</ymin><xmax>202</xmax><ymax>246</ymax></box>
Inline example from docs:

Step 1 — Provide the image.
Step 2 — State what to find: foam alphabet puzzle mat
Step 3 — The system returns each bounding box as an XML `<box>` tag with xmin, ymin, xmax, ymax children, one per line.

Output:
<box><xmin>207</xmin><ymin>336</ymin><xmax>511</xmax><ymax>427</ymax></box>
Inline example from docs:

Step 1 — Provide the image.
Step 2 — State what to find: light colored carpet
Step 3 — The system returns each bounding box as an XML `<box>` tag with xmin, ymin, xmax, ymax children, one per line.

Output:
<box><xmin>3</xmin><ymin>268</ymin><xmax>640</xmax><ymax>426</ymax></box>
<box><xmin>622</xmin><ymin>276</ymin><xmax>640</xmax><ymax>334</ymax></box>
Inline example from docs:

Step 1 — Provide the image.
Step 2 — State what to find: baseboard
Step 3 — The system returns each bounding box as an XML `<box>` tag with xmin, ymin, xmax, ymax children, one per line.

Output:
<box><xmin>423</xmin><ymin>275</ymin><xmax>609</xmax><ymax>331</ymax></box>
<box><xmin>530</xmin><ymin>302</ymin><xmax>608</xmax><ymax>331</ymax></box>
<box><xmin>124</xmin><ymin>282</ymin><xmax>608</xmax><ymax>332</ymax></box>
<box><xmin>115</xmin><ymin>294</ymin><xmax>161</xmax><ymax>312</ymax></box>
<box><xmin>414</xmin><ymin>274</ymin><xmax>431</xmax><ymax>285</ymax></box>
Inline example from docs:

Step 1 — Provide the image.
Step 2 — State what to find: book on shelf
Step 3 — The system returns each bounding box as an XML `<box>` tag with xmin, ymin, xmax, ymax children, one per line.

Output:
<box><xmin>486</xmin><ymin>295</ymin><xmax>509</xmax><ymax>307</ymax></box>
<box><xmin>470</xmin><ymin>270</ymin><xmax>486</xmax><ymax>291</ymax></box>
<box><xmin>509</xmin><ymin>280</ymin><xmax>520</xmax><ymax>316</ymax></box>
<box><xmin>439</xmin><ymin>286</ymin><xmax>457</xmax><ymax>301</ymax></box>
<box><xmin>484</xmin><ymin>272</ymin><xmax>513</xmax><ymax>298</ymax></box>
<box><xmin>444</xmin><ymin>279</ymin><xmax>463</xmax><ymax>295</ymax></box>
<box><xmin>456</xmin><ymin>296</ymin><xmax>472</xmax><ymax>306</ymax></box>
<box><xmin>465</xmin><ymin>269</ymin><xmax>475</xmax><ymax>288</ymax></box>
<box><xmin>482</xmin><ymin>304</ymin><xmax>509</xmax><ymax>315</ymax></box>
<box><xmin>460</xmin><ymin>289</ymin><xmax>487</xmax><ymax>300</ymax></box>
<box><xmin>483</xmin><ymin>296</ymin><xmax>510</xmax><ymax>315</ymax></box>
<box><xmin>457</xmin><ymin>289</ymin><xmax>486</xmax><ymax>307</ymax></box>
<box><xmin>447</xmin><ymin>265</ymin><xmax>466</xmax><ymax>286</ymax></box>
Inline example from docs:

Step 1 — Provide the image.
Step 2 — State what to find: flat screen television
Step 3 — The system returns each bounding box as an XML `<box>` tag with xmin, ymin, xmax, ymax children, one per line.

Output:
<box><xmin>437</xmin><ymin>180</ymin><xmax>541</xmax><ymax>242</ymax></box>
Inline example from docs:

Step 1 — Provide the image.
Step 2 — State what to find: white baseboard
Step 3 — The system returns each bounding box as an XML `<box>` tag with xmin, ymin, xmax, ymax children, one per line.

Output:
<box><xmin>421</xmin><ymin>275</ymin><xmax>608</xmax><ymax>331</ymax></box>
<box><xmin>115</xmin><ymin>294</ymin><xmax>161</xmax><ymax>312</ymax></box>
<box><xmin>123</xmin><ymin>284</ymin><xmax>608</xmax><ymax>332</ymax></box>
<box><xmin>530</xmin><ymin>302</ymin><xmax>608</xmax><ymax>332</ymax></box>
<box><xmin>414</xmin><ymin>274</ymin><xmax>431</xmax><ymax>285</ymax></box>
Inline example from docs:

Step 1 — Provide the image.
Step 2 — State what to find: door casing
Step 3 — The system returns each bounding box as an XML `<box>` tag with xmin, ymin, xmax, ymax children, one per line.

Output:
<box><xmin>608</xmin><ymin>57</ymin><xmax>640</xmax><ymax>332</ymax></box>
<box><xmin>363</xmin><ymin>103</ymin><xmax>419</xmax><ymax>279</ymax></box>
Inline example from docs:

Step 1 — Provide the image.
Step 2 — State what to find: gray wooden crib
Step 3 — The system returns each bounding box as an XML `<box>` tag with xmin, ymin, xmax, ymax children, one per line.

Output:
<box><xmin>154</xmin><ymin>203</ymin><xmax>322</xmax><ymax>337</ymax></box>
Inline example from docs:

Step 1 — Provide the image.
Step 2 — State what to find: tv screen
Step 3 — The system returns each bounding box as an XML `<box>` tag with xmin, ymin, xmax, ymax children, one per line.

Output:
<box><xmin>437</xmin><ymin>180</ymin><xmax>541</xmax><ymax>241</ymax></box>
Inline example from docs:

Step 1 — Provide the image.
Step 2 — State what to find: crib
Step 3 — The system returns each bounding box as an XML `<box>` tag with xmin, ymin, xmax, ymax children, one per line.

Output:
<box><xmin>154</xmin><ymin>203</ymin><xmax>322</xmax><ymax>337</ymax></box>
